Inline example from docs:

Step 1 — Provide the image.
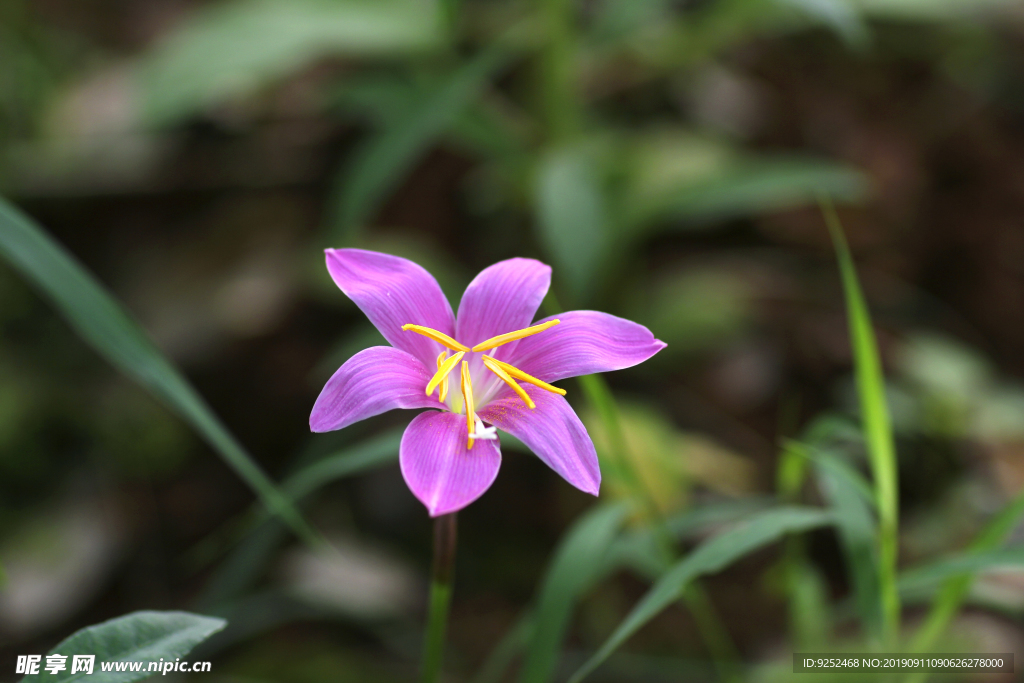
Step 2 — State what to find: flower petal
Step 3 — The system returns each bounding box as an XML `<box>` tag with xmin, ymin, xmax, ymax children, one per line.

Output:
<box><xmin>456</xmin><ymin>258</ymin><xmax>551</xmax><ymax>354</ymax></box>
<box><xmin>325</xmin><ymin>249</ymin><xmax>456</xmax><ymax>366</ymax></box>
<box><xmin>508</xmin><ymin>310</ymin><xmax>666</xmax><ymax>382</ymax></box>
<box><xmin>400</xmin><ymin>411</ymin><xmax>502</xmax><ymax>516</ymax></box>
<box><xmin>478</xmin><ymin>389</ymin><xmax>599</xmax><ymax>496</ymax></box>
<box><xmin>310</xmin><ymin>346</ymin><xmax>439</xmax><ymax>433</ymax></box>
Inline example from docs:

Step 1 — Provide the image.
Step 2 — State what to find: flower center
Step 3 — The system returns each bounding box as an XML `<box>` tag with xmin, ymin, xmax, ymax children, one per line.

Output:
<box><xmin>401</xmin><ymin>321</ymin><xmax>566</xmax><ymax>448</ymax></box>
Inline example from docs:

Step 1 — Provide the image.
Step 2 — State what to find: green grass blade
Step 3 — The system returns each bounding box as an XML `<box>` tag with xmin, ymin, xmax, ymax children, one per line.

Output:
<box><xmin>329</xmin><ymin>47</ymin><xmax>508</xmax><ymax>241</ymax></box>
<box><xmin>811</xmin><ymin>444</ymin><xmax>884</xmax><ymax>640</ymax></box>
<box><xmin>909</xmin><ymin>491</ymin><xmax>1024</xmax><ymax>653</ymax></box>
<box><xmin>568</xmin><ymin>507</ymin><xmax>836</xmax><ymax>683</ymax></box>
<box><xmin>0</xmin><ymin>197</ymin><xmax>322</xmax><ymax>547</ymax></box>
<box><xmin>519</xmin><ymin>502</ymin><xmax>631</xmax><ymax>683</ymax></box>
<box><xmin>821</xmin><ymin>196</ymin><xmax>900</xmax><ymax>644</ymax></box>
<box><xmin>899</xmin><ymin>547</ymin><xmax>1024</xmax><ymax>597</ymax></box>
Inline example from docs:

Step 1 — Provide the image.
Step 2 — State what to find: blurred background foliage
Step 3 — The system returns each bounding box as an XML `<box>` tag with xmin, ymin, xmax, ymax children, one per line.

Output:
<box><xmin>2</xmin><ymin>0</ymin><xmax>1024</xmax><ymax>680</ymax></box>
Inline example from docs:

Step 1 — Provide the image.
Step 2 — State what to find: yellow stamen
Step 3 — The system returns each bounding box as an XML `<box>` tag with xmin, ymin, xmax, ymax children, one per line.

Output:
<box><xmin>426</xmin><ymin>351</ymin><xmax>464</xmax><ymax>398</ymax></box>
<box><xmin>401</xmin><ymin>324</ymin><xmax>469</xmax><ymax>352</ymax></box>
<box><xmin>482</xmin><ymin>356</ymin><xmax>535</xmax><ymax>409</ymax></box>
<box><xmin>471</xmin><ymin>319</ymin><xmax>561</xmax><ymax>352</ymax></box>
<box><xmin>435</xmin><ymin>351</ymin><xmax>451</xmax><ymax>402</ymax></box>
<box><xmin>461</xmin><ymin>361</ymin><xmax>476</xmax><ymax>449</ymax></box>
<box><xmin>485</xmin><ymin>356</ymin><xmax>566</xmax><ymax>396</ymax></box>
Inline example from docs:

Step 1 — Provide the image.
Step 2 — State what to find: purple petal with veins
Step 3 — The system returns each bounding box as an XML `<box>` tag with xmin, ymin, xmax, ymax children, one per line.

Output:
<box><xmin>310</xmin><ymin>346</ymin><xmax>439</xmax><ymax>433</ymax></box>
<box><xmin>325</xmin><ymin>248</ymin><xmax>456</xmax><ymax>367</ymax></box>
<box><xmin>400</xmin><ymin>411</ymin><xmax>502</xmax><ymax>516</ymax></box>
<box><xmin>479</xmin><ymin>388</ymin><xmax>600</xmax><ymax>496</ymax></box>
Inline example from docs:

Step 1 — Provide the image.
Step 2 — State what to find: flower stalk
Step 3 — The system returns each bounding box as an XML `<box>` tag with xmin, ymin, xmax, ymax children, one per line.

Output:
<box><xmin>421</xmin><ymin>512</ymin><xmax>458</xmax><ymax>683</ymax></box>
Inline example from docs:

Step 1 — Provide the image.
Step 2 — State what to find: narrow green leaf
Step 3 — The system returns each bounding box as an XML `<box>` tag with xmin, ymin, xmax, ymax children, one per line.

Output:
<box><xmin>899</xmin><ymin>547</ymin><xmax>1024</xmax><ymax>597</ymax></box>
<box><xmin>822</xmin><ymin>196</ymin><xmax>900</xmax><ymax>644</ymax></box>
<box><xmin>330</xmin><ymin>47</ymin><xmax>509</xmax><ymax>241</ymax></box>
<box><xmin>0</xmin><ymin>198</ymin><xmax>321</xmax><ymax>546</ymax></box>
<box><xmin>535</xmin><ymin>147</ymin><xmax>611</xmax><ymax>301</ymax></box>
<box><xmin>626</xmin><ymin>153</ymin><xmax>868</xmax><ymax>234</ymax></box>
<box><xmin>569</xmin><ymin>507</ymin><xmax>836</xmax><ymax>682</ymax></box>
<box><xmin>811</xmin><ymin>444</ymin><xmax>883</xmax><ymax>639</ymax></box>
<box><xmin>519</xmin><ymin>503</ymin><xmax>631</xmax><ymax>683</ymax></box>
<box><xmin>472</xmin><ymin>615</ymin><xmax>533</xmax><ymax>683</ymax></box>
<box><xmin>909</xmin><ymin>491</ymin><xmax>1024</xmax><ymax>653</ymax></box>
<box><xmin>20</xmin><ymin>611</ymin><xmax>226</xmax><ymax>683</ymax></box>
<box><xmin>197</xmin><ymin>429</ymin><xmax>403</xmax><ymax>606</ymax></box>
<box><xmin>138</xmin><ymin>0</ymin><xmax>443</xmax><ymax>126</ymax></box>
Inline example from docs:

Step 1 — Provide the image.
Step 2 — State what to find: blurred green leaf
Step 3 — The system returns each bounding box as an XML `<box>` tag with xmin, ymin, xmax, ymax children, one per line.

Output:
<box><xmin>20</xmin><ymin>611</ymin><xmax>226</xmax><ymax>683</ymax></box>
<box><xmin>519</xmin><ymin>502</ymin><xmax>631</xmax><ymax>683</ymax></box>
<box><xmin>137</xmin><ymin>0</ymin><xmax>443</xmax><ymax>126</ymax></box>
<box><xmin>900</xmin><ymin>547</ymin><xmax>1024</xmax><ymax>597</ymax></box>
<box><xmin>330</xmin><ymin>47</ymin><xmax>509</xmax><ymax>241</ymax></box>
<box><xmin>810</xmin><ymin>443</ymin><xmax>883</xmax><ymax>639</ymax></box>
<box><xmin>472</xmin><ymin>615</ymin><xmax>533</xmax><ymax>683</ymax></box>
<box><xmin>536</xmin><ymin>146</ymin><xmax>612</xmax><ymax>301</ymax></box>
<box><xmin>569</xmin><ymin>506</ymin><xmax>836</xmax><ymax>682</ymax></box>
<box><xmin>0</xmin><ymin>197</ymin><xmax>321</xmax><ymax>547</ymax></box>
<box><xmin>910</xmin><ymin>491</ymin><xmax>1024</xmax><ymax>651</ymax></box>
<box><xmin>823</xmin><ymin>197</ymin><xmax>900</xmax><ymax>643</ymax></box>
<box><xmin>629</xmin><ymin>268</ymin><xmax>750</xmax><ymax>357</ymax></box>
<box><xmin>623</xmin><ymin>133</ymin><xmax>867</xmax><ymax>232</ymax></box>
<box><xmin>775</xmin><ymin>0</ymin><xmax>869</xmax><ymax>46</ymax></box>
<box><xmin>853</xmin><ymin>0</ymin><xmax>1016</xmax><ymax>20</ymax></box>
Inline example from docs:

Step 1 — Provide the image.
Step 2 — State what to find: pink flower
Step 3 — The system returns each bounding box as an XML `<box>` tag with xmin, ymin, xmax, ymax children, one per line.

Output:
<box><xmin>310</xmin><ymin>250</ymin><xmax>666</xmax><ymax>516</ymax></box>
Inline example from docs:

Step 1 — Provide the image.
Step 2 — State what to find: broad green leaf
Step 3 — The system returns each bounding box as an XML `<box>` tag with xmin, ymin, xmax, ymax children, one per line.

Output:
<box><xmin>519</xmin><ymin>503</ymin><xmax>631</xmax><ymax>683</ymax></box>
<box><xmin>21</xmin><ymin>611</ymin><xmax>226</xmax><ymax>683</ymax></box>
<box><xmin>137</xmin><ymin>0</ymin><xmax>443</xmax><ymax>126</ymax></box>
<box><xmin>329</xmin><ymin>47</ymin><xmax>509</xmax><ymax>241</ymax></box>
<box><xmin>0</xmin><ymin>198</ymin><xmax>321</xmax><ymax>546</ymax></box>
<box><xmin>569</xmin><ymin>507</ymin><xmax>835</xmax><ymax>683</ymax></box>
<box><xmin>823</xmin><ymin>197</ymin><xmax>900</xmax><ymax>642</ymax></box>
<box><xmin>535</xmin><ymin>146</ymin><xmax>612</xmax><ymax>301</ymax></box>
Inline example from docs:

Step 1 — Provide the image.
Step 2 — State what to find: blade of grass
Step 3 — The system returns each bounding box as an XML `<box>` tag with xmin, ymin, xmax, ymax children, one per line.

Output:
<box><xmin>907</xmin><ymin>490</ymin><xmax>1024</xmax><ymax>662</ymax></box>
<box><xmin>899</xmin><ymin>547</ymin><xmax>1024</xmax><ymax>597</ymax></box>
<box><xmin>0</xmin><ymin>198</ymin><xmax>322</xmax><ymax>547</ymax></box>
<box><xmin>568</xmin><ymin>507</ymin><xmax>837</xmax><ymax>683</ymax></box>
<box><xmin>820</xmin><ymin>195</ymin><xmax>900</xmax><ymax>645</ymax></box>
<box><xmin>519</xmin><ymin>502</ymin><xmax>632</xmax><ymax>683</ymax></box>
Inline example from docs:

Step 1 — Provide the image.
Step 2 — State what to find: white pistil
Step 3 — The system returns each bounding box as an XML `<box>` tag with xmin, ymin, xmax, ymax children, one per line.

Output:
<box><xmin>469</xmin><ymin>417</ymin><xmax>497</xmax><ymax>441</ymax></box>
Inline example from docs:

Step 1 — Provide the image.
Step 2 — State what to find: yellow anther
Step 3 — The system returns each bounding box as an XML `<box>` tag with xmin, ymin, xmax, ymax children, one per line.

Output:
<box><xmin>461</xmin><ymin>361</ymin><xmax>476</xmax><ymax>449</ymax></box>
<box><xmin>484</xmin><ymin>356</ymin><xmax>566</xmax><ymax>396</ymax></box>
<box><xmin>426</xmin><ymin>351</ymin><xmax>464</xmax><ymax>398</ymax></box>
<box><xmin>401</xmin><ymin>324</ymin><xmax>469</xmax><ymax>352</ymax></box>
<box><xmin>482</xmin><ymin>356</ymin><xmax>535</xmax><ymax>409</ymax></box>
<box><xmin>435</xmin><ymin>351</ymin><xmax>453</xmax><ymax>402</ymax></box>
<box><xmin>471</xmin><ymin>319</ymin><xmax>561</xmax><ymax>352</ymax></box>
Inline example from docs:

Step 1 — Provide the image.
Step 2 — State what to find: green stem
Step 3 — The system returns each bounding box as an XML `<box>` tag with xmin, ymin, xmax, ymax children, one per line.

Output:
<box><xmin>422</xmin><ymin>513</ymin><xmax>458</xmax><ymax>683</ymax></box>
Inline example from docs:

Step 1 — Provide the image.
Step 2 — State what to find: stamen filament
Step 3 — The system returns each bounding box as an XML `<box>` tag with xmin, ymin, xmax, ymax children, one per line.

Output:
<box><xmin>402</xmin><ymin>324</ymin><xmax>469</xmax><ymax>352</ymax></box>
<box><xmin>471</xmin><ymin>319</ymin><xmax>560</xmax><ymax>352</ymax></box>
<box><xmin>461</xmin><ymin>361</ymin><xmax>476</xmax><ymax>449</ymax></box>
<box><xmin>435</xmin><ymin>351</ymin><xmax>451</xmax><ymax>402</ymax></box>
<box><xmin>426</xmin><ymin>351</ymin><xmax>464</xmax><ymax>397</ymax></box>
<box><xmin>484</xmin><ymin>356</ymin><xmax>566</xmax><ymax>396</ymax></box>
<box><xmin>482</xmin><ymin>356</ymin><xmax>535</xmax><ymax>409</ymax></box>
